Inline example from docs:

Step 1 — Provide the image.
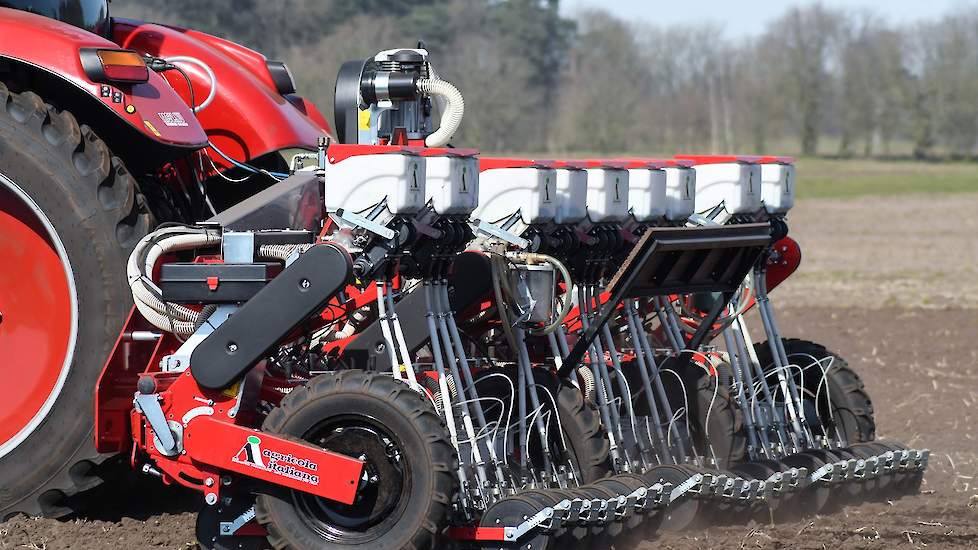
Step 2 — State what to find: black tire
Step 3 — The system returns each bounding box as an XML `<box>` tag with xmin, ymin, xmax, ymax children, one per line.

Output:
<box><xmin>755</xmin><ymin>338</ymin><xmax>875</xmax><ymax>445</ymax></box>
<box><xmin>644</xmin><ymin>360</ymin><xmax>747</xmax><ymax>467</ymax></box>
<box><xmin>558</xmin><ymin>372</ymin><xmax>612</xmax><ymax>483</ymax></box>
<box><xmin>255</xmin><ymin>371</ymin><xmax>458</xmax><ymax>550</ymax></box>
<box><xmin>0</xmin><ymin>83</ymin><xmax>151</xmax><ymax>518</ymax></box>
<box><xmin>472</xmin><ymin>366</ymin><xmax>610</xmax><ymax>485</ymax></box>
<box><xmin>692</xmin><ymin>366</ymin><xmax>748</xmax><ymax>469</ymax></box>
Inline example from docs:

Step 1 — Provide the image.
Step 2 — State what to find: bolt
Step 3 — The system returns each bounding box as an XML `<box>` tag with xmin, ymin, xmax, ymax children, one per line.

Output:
<box><xmin>299</xmin><ymin>278</ymin><xmax>311</xmax><ymax>289</ymax></box>
<box><xmin>221</xmin><ymin>476</ymin><xmax>232</xmax><ymax>486</ymax></box>
<box><xmin>205</xmin><ymin>493</ymin><xmax>218</xmax><ymax>505</ymax></box>
<box><xmin>205</xmin><ymin>477</ymin><xmax>214</xmax><ymax>487</ymax></box>
<box><xmin>227</xmin><ymin>342</ymin><xmax>238</xmax><ymax>353</ymax></box>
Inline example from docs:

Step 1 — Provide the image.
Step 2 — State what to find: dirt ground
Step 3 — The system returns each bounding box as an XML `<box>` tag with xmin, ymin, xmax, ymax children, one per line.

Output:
<box><xmin>2</xmin><ymin>193</ymin><xmax>977</xmax><ymax>549</ymax></box>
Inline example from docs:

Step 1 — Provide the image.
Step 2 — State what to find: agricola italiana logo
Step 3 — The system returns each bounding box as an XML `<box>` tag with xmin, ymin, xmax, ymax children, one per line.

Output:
<box><xmin>234</xmin><ymin>435</ymin><xmax>266</xmax><ymax>467</ymax></box>
<box><xmin>232</xmin><ymin>435</ymin><xmax>320</xmax><ymax>486</ymax></box>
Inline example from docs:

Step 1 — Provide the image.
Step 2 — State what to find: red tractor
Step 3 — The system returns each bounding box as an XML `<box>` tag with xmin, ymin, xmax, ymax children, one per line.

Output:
<box><xmin>0</xmin><ymin>0</ymin><xmax>329</xmax><ymax>518</ymax></box>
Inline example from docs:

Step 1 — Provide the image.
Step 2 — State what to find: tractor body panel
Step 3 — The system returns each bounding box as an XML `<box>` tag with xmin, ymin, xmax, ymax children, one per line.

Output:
<box><xmin>112</xmin><ymin>19</ymin><xmax>332</xmax><ymax>168</ymax></box>
<box><xmin>0</xmin><ymin>8</ymin><xmax>206</xmax><ymax>148</ymax></box>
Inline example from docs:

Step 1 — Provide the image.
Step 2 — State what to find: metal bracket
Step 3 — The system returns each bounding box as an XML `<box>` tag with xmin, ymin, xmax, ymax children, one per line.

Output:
<box><xmin>505</xmin><ymin>505</ymin><xmax>556</xmax><ymax>541</ymax></box>
<box><xmin>669</xmin><ymin>473</ymin><xmax>703</xmax><ymax>503</ymax></box>
<box><xmin>917</xmin><ymin>449</ymin><xmax>930</xmax><ymax>470</ymax></box>
<box><xmin>474</xmin><ymin>220</ymin><xmax>530</xmax><ymax>249</ymax></box>
<box><xmin>332</xmin><ymin>209</ymin><xmax>396</xmax><ymax>240</ymax></box>
<box><xmin>134</xmin><ymin>393</ymin><xmax>177</xmax><ymax>456</ymax></box>
<box><xmin>765</xmin><ymin>471</ymin><xmax>785</xmax><ymax>494</ymax></box>
<box><xmin>219</xmin><ymin>506</ymin><xmax>256</xmax><ymax>536</ymax></box>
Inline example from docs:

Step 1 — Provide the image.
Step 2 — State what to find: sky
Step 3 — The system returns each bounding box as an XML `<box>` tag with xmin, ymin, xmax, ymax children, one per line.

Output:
<box><xmin>560</xmin><ymin>0</ymin><xmax>973</xmax><ymax>37</ymax></box>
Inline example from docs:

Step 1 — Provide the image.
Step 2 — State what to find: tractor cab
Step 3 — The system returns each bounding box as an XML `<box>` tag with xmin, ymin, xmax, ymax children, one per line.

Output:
<box><xmin>0</xmin><ymin>0</ymin><xmax>109</xmax><ymax>36</ymax></box>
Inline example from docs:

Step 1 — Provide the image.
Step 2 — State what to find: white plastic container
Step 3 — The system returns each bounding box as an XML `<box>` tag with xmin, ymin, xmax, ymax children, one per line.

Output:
<box><xmin>628</xmin><ymin>167</ymin><xmax>667</xmax><ymax>223</ymax></box>
<box><xmin>691</xmin><ymin>162</ymin><xmax>762</xmax><ymax>216</ymax></box>
<box><xmin>586</xmin><ymin>168</ymin><xmax>630</xmax><ymax>223</ymax></box>
<box><xmin>663</xmin><ymin>165</ymin><xmax>696</xmax><ymax>222</ymax></box>
<box><xmin>474</xmin><ymin>167</ymin><xmax>557</xmax><ymax>225</ymax></box>
<box><xmin>425</xmin><ymin>154</ymin><xmax>480</xmax><ymax>215</ymax></box>
<box><xmin>554</xmin><ymin>166</ymin><xmax>588</xmax><ymax>224</ymax></box>
<box><xmin>324</xmin><ymin>152</ymin><xmax>426</xmax><ymax>215</ymax></box>
<box><xmin>760</xmin><ymin>161</ymin><xmax>795</xmax><ymax>215</ymax></box>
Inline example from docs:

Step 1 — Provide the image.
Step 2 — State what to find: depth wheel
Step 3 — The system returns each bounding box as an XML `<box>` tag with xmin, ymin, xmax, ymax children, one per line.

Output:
<box><xmin>472</xmin><ymin>366</ymin><xmax>610</xmax><ymax>487</ymax></box>
<box><xmin>255</xmin><ymin>371</ymin><xmax>458</xmax><ymax>549</ymax></box>
<box><xmin>756</xmin><ymin>338</ymin><xmax>875</xmax><ymax>446</ymax></box>
<box><xmin>643</xmin><ymin>465</ymin><xmax>699</xmax><ymax>532</ymax></box>
<box><xmin>0</xmin><ymin>83</ymin><xmax>151</xmax><ymax>518</ymax></box>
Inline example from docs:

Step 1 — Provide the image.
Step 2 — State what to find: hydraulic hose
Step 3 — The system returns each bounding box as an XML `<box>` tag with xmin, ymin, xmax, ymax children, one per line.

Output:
<box><xmin>417</xmin><ymin>78</ymin><xmax>464</xmax><ymax>147</ymax></box>
<box><xmin>164</xmin><ymin>56</ymin><xmax>218</xmax><ymax>113</ymax></box>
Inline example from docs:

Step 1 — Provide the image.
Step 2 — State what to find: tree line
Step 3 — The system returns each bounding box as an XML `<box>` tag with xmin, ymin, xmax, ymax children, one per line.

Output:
<box><xmin>116</xmin><ymin>0</ymin><xmax>978</xmax><ymax>158</ymax></box>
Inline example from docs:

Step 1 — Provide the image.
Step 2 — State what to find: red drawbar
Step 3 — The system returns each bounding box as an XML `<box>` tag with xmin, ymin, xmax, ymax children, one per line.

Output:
<box><xmin>447</xmin><ymin>526</ymin><xmax>508</xmax><ymax>541</ymax></box>
<box><xmin>183</xmin><ymin>416</ymin><xmax>364</xmax><ymax>505</ymax></box>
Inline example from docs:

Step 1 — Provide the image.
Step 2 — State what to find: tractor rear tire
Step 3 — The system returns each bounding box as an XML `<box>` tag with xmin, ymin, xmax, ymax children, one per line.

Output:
<box><xmin>0</xmin><ymin>83</ymin><xmax>151</xmax><ymax>518</ymax></box>
<box><xmin>756</xmin><ymin>338</ymin><xmax>876</xmax><ymax>445</ymax></box>
<box><xmin>255</xmin><ymin>371</ymin><xmax>458</xmax><ymax>550</ymax></box>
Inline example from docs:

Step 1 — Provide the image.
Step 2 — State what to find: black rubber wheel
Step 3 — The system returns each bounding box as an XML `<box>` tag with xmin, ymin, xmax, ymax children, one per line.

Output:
<box><xmin>755</xmin><ymin>339</ymin><xmax>875</xmax><ymax>446</ymax></box>
<box><xmin>0</xmin><ymin>83</ymin><xmax>151</xmax><ymax>518</ymax></box>
<box><xmin>254</xmin><ymin>371</ymin><xmax>458</xmax><ymax>550</ymax></box>
<box><xmin>692</xmin><ymin>366</ymin><xmax>748</xmax><ymax>469</ymax></box>
<box><xmin>643</xmin><ymin>464</ymin><xmax>700</xmax><ymax>532</ymax></box>
<box><xmin>479</xmin><ymin>495</ymin><xmax>554</xmax><ymax>550</ymax></box>
<box><xmin>778</xmin><ymin>452</ymin><xmax>831</xmax><ymax>519</ymax></box>
<box><xmin>472</xmin><ymin>367</ymin><xmax>610</xmax><ymax>486</ymax></box>
<box><xmin>615</xmin><ymin>472</ymin><xmax>666</xmax><ymax>542</ymax></box>
<box><xmin>851</xmin><ymin>441</ymin><xmax>896</xmax><ymax>497</ymax></box>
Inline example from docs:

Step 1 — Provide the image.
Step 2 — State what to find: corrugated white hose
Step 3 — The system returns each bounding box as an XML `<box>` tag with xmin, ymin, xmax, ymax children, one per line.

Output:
<box><xmin>417</xmin><ymin>78</ymin><xmax>464</xmax><ymax>147</ymax></box>
<box><xmin>127</xmin><ymin>229</ymin><xmax>221</xmax><ymax>334</ymax></box>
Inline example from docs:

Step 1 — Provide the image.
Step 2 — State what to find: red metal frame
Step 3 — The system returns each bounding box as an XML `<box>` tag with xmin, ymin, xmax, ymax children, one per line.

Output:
<box><xmin>479</xmin><ymin>157</ymin><xmax>557</xmax><ymax>171</ymax></box>
<box><xmin>674</xmin><ymin>154</ymin><xmax>763</xmax><ymax>165</ymax></box>
<box><xmin>766</xmin><ymin>236</ymin><xmax>802</xmax><ymax>292</ymax></box>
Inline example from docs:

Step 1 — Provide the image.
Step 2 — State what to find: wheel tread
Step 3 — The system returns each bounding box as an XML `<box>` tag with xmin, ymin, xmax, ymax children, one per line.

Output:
<box><xmin>0</xmin><ymin>82</ymin><xmax>152</xmax><ymax>518</ymax></box>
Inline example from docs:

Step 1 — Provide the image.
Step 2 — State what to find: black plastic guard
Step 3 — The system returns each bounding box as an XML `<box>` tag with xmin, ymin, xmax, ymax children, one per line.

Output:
<box><xmin>191</xmin><ymin>244</ymin><xmax>353</xmax><ymax>389</ymax></box>
<box><xmin>559</xmin><ymin>223</ymin><xmax>773</xmax><ymax>377</ymax></box>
